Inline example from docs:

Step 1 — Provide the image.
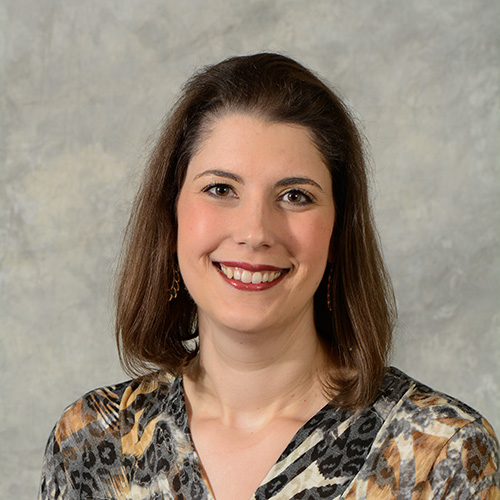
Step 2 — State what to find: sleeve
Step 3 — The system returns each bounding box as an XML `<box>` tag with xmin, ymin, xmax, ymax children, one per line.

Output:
<box><xmin>38</xmin><ymin>423</ymin><xmax>78</xmax><ymax>500</ymax></box>
<box><xmin>428</xmin><ymin>417</ymin><xmax>500</xmax><ymax>499</ymax></box>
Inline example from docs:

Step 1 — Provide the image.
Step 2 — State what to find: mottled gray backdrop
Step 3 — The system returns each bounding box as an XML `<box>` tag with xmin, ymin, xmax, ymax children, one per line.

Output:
<box><xmin>1</xmin><ymin>1</ymin><xmax>499</xmax><ymax>498</ymax></box>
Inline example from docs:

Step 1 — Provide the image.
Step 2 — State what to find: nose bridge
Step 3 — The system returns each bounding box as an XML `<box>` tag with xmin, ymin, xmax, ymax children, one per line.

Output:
<box><xmin>234</xmin><ymin>193</ymin><xmax>275</xmax><ymax>248</ymax></box>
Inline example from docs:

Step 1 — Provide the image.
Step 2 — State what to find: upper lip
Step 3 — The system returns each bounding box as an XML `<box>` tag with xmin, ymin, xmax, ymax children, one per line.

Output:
<box><xmin>216</xmin><ymin>261</ymin><xmax>288</xmax><ymax>272</ymax></box>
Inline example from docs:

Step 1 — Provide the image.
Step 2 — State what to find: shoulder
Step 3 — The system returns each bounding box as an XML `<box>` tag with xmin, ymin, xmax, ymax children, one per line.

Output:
<box><xmin>52</xmin><ymin>374</ymin><xmax>174</xmax><ymax>447</ymax></box>
<box><xmin>378</xmin><ymin>367</ymin><xmax>492</xmax><ymax>431</ymax></box>
<box><xmin>380</xmin><ymin>368</ymin><xmax>497</xmax><ymax>443</ymax></box>
<box><xmin>39</xmin><ymin>374</ymin><xmax>180</xmax><ymax>499</ymax></box>
<box><xmin>360</xmin><ymin>367</ymin><xmax>500</xmax><ymax>498</ymax></box>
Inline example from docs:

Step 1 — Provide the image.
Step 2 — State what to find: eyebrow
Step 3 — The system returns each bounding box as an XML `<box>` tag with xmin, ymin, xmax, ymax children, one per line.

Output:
<box><xmin>274</xmin><ymin>176</ymin><xmax>324</xmax><ymax>192</ymax></box>
<box><xmin>194</xmin><ymin>170</ymin><xmax>324</xmax><ymax>192</ymax></box>
<box><xmin>193</xmin><ymin>169</ymin><xmax>243</xmax><ymax>183</ymax></box>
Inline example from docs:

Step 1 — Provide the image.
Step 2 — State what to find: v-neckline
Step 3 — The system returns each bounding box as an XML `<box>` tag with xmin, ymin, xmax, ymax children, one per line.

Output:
<box><xmin>175</xmin><ymin>376</ymin><xmax>353</xmax><ymax>500</ymax></box>
<box><xmin>159</xmin><ymin>368</ymin><xmax>409</xmax><ymax>499</ymax></box>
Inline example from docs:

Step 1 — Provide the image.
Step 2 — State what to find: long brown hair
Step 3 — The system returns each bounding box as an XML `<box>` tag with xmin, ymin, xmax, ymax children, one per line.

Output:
<box><xmin>116</xmin><ymin>53</ymin><xmax>396</xmax><ymax>409</ymax></box>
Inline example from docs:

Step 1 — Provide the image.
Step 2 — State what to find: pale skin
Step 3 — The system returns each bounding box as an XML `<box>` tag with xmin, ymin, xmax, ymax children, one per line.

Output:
<box><xmin>177</xmin><ymin>113</ymin><xmax>336</xmax><ymax>500</ymax></box>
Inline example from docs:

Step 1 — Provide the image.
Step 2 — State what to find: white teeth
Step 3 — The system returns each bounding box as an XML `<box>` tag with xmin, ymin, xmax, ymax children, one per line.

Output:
<box><xmin>219</xmin><ymin>265</ymin><xmax>283</xmax><ymax>284</ymax></box>
<box><xmin>251</xmin><ymin>272</ymin><xmax>262</xmax><ymax>284</ymax></box>
<box><xmin>241</xmin><ymin>270</ymin><xmax>252</xmax><ymax>283</ymax></box>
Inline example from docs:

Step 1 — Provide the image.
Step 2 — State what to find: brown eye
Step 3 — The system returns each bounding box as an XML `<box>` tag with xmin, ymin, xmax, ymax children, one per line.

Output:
<box><xmin>215</xmin><ymin>186</ymin><xmax>230</xmax><ymax>196</ymax></box>
<box><xmin>282</xmin><ymin>190</ymin><xmax>312</xmax><ymax>205</ymax></box>
<box><xmin>204</xmin><ymin>183</ymin><xmax>235</xmax><ymax>198</ymax></box>
<box><xmin>287</xmin><ymin>191</ymin><xmax>302</xmax><ymax>203</ymax></box>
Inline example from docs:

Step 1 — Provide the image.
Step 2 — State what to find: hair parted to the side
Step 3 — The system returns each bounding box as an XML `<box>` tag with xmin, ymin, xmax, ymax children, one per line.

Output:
<box><xmin>115</xmin><ymin>52</ymin><xmax>397</xmax><ymax>409</ymax></box>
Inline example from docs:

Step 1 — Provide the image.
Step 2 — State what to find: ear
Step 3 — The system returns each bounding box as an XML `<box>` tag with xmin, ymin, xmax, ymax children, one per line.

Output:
<box><xmin>327</xmin><ymin>211</ymin><xmax>336</xmax><ymax>263</ymax></box>
<box><xmin>170</xmin><ymin>232</ymin><xmax>177</xmax><ymax>255</ymax></box>
<box><xmin>327</xmin><ymin>235</ymin><xmax>335</xmax><ymax>263</ymax></box>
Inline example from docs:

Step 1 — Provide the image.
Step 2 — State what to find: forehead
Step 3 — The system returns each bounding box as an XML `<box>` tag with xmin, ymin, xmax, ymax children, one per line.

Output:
<box><xmin>187</xmin><ymin>113</ymin><xmax>330</xmax><ymax>183</ymax></box>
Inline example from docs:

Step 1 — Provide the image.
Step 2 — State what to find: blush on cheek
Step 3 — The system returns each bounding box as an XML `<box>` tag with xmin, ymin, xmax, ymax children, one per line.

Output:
<box><xmin>304</xmin><ymin>218</ymin><xmax>334</xmax><ymax>257</ymax></box>
<box><xmin>177</xmin><ymin>201</ymin><xmax>229</xmax><ymax>265</ymax></box>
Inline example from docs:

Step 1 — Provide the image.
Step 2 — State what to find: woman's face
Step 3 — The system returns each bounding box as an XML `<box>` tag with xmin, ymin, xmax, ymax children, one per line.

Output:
<box><xmin>176</xmin><ymin>113</ymin><xmax>335</xmax><ymax>336</ymax></box>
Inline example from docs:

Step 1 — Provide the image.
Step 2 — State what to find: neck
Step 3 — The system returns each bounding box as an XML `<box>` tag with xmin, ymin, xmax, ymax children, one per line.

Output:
<box><xmin>183</xmin><ymin>313</ymin><xmax>330</xmax><ymax>430</ymax></box>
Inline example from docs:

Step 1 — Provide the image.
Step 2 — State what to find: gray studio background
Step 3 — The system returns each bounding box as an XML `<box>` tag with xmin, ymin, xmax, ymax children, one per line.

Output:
<box><xmin>1</xmin><ymin>1</ymin><xmax>499</xmax><ymax>498</ymax></box>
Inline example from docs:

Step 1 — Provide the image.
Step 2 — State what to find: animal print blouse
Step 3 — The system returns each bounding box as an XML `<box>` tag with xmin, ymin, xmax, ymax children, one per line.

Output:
<box><xmin>39</xmin><ymin>367</ymin><xmax>500</xmax><ymax>499</ymax></box>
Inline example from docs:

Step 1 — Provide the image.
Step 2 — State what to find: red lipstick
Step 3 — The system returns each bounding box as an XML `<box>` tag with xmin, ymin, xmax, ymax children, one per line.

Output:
<box><xmin>214</xmin><ymin>261</ymin><xmax>288</xmax><ymax>291</ymax></box>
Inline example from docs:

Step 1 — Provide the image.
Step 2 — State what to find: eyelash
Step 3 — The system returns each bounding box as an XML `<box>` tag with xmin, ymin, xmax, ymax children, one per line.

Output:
<box><xmin>279</xmin><ymin>189</ymin><xmax>314</xmax><ymax>205</ymax></box>
<box><xmin>202</xmin><ymin>183</ymin><xmax>314</xmax><ymax>206</ymax></box>
<box><xmin>203</xmin><ymin>183</ymin><xmax>235</xmax><ymax>198</ymax></box>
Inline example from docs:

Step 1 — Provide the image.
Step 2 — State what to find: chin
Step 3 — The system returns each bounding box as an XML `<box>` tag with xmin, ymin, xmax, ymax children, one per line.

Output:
<box><xmin>218</xmin><ymin>315</ymin><xmax>277</xmax><ymax>335</ymax></box>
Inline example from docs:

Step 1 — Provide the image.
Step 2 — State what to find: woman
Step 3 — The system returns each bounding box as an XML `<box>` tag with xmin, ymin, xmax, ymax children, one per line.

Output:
<box><xmin>39</xmin><ymin>53</ymin><xmax>499</xmax><ymax>499</ymax></box>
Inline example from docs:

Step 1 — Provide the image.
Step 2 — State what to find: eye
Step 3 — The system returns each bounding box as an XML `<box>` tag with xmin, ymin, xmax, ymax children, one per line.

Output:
<box><xmin>203</xmin><ymin>183</ymin><xmax>235</xmax><ymax>198</ymax></box>
<box><xmin>281</xmin><ymin>189</ymin><xmax>313</xmax><ymax>205</ymax></box>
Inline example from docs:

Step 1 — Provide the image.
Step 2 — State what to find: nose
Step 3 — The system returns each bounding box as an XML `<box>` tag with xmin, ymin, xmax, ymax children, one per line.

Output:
<box><xmin>232</xmin><ymin>199</ymin><xmax>276</xmax><ymax>249</ymax></box>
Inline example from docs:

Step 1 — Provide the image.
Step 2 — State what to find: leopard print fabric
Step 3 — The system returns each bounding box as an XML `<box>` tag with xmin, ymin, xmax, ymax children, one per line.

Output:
<box><xmin>38</xmin><ymin>367</ymin><xmax>500</xmax><ymax>499</ymax></box>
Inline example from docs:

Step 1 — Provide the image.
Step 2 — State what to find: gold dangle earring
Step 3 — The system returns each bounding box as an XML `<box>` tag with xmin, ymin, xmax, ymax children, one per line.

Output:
<box><xmin>327</xmin><ymin>265</ymin><xmax>334</xmax><ymax>312</ymax></box>
<box><xmin>168</xmin><ymin>263</ymin><xmax>181</xmax><ymax>302</ymax></box>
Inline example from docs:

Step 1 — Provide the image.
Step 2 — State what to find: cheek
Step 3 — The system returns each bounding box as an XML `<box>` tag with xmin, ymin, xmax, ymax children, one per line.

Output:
<box><xmin>296</xmin><ymin>214</ymin><xmax>335</xmax><ymax>263</ymax></box>
<box><xmin>177</xmin><ymin>197</ymin><xmax>223</xmax><ymax>257</ymax></box>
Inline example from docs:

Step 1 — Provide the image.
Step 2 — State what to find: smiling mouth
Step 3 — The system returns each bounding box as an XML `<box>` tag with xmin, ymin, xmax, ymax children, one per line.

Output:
<box><xmin>217</xmin><ymin>263</ymin><xmax>288</xmax><ymax>285</ymax></box>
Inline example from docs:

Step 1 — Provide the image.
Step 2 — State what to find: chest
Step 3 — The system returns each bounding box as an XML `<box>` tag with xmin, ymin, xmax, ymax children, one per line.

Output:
<box><xmin>190</xmin><ymin>419</ymin><xmax>306</xmax><ymax>500</ymax></box>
